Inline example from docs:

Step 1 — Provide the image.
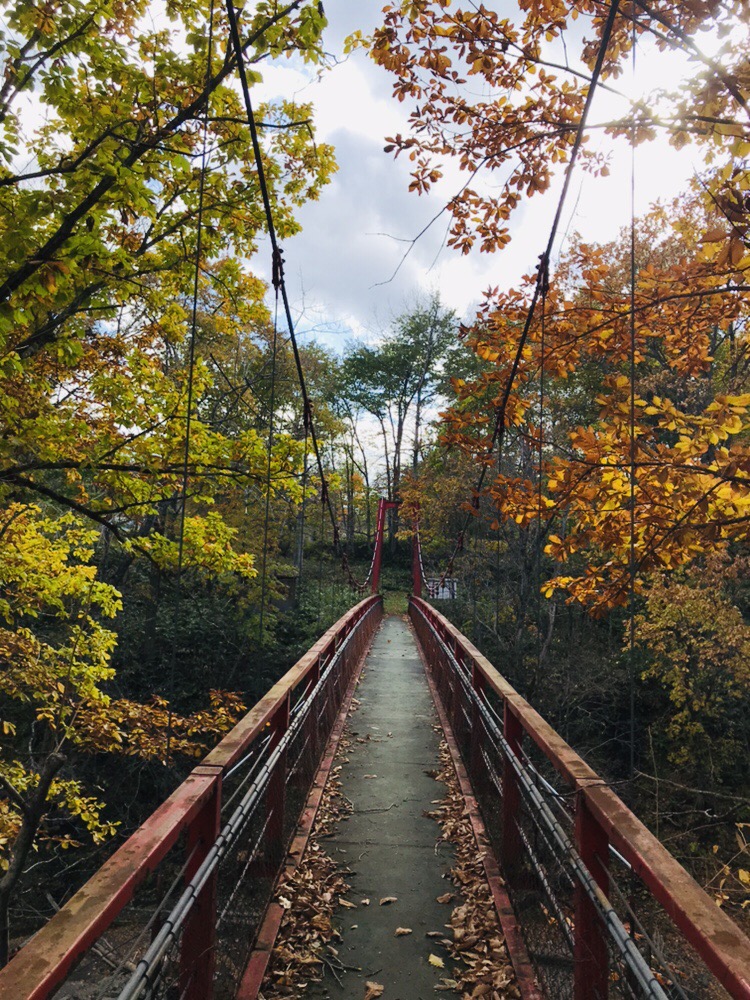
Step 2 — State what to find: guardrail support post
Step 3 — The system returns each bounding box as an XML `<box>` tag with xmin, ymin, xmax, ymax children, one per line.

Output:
<box><xmin>412</xmin><ymin>520</ymin><xmax>422</xmax><ymax>598</ymax></box>
<box><xmin>181</xmin><ymin>768</ymin><xmax>222</xmax><ymax>1000</ymax></box>
<box><xmin>501</xmin><ymin>703</ymin><xmax>523</xmax><ymax>878</ymax></box>
<box><xmin>267</xmin><ymin>694</ymin><xmax>291</xmax><ymax>872</ymax></box>
<box><xmin>574</xmin><ymin>796</ymin><xmax>610</xmax><ymax>1000</ymax></box>
<box><xmin>470</xmin><ymin>666</ymin><xmax>487</xmax><ymax>793</ymax></box>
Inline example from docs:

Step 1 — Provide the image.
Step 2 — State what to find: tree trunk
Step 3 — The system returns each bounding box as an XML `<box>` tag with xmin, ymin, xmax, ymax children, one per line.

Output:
<box><xmin>0</xmin><ymin>752</ymin><xmax>66</xmax><ymax>968</ymax></box>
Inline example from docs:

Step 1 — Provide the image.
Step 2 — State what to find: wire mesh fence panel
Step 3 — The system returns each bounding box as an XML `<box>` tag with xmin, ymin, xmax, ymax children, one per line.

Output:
<box><xmin>48</xmin><ymin>835</ymin><xmax>196</xmax><ymax>1000</ymax></box>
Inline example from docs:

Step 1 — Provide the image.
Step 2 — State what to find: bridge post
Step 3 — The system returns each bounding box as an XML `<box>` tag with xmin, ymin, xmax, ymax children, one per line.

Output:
<box><xmin>469</xmin><ymin>666</ymin><xmax>487</xmax><ymax>795</ymax></box>
<box><xmin>181</xmin><ymin>766</ymin><xmax>222</xmax><ymax>1000</ymax></box>
<box><xmin>371</xmin><ymin>498</ymin><xmax>386</xmax><ymax>595</ymax></box>
<box><xmin>266</xmin><ymin>694</ymin><xmax>291</xmax><ymax>872</ymax></box>
<box><xmin>574</xmin><ymin>796</ymin><xmax>610</xmax><ymax>1000</ymax></box>
<box><xmin>412</xmin><ymin>521</ymin><xmax>422</xmax><ymax>598</ymax></box>
<box><xmin>501</xmin><ymin>703</ymin><xmax>523</xmax><ymax>880</ymax></box>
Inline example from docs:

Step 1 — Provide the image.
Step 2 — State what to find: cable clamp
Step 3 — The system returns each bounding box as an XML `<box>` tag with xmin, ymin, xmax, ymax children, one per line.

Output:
<box><xmin>272</xmin><ymin>247</ymin><xmax>285</xmax><ymax>291</ymax></box>
<box><xmin>538</xmin><ymin>251</ymin><xmax>550</xmax><ymax>297</ymax></box>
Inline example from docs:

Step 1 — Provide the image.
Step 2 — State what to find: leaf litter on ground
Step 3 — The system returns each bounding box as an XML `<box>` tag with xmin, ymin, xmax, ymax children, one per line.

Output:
<box><xmin>258</xmin><ymin>689</ymin><xmax>366</xmax><ymax>998</ymax></box>
<box><xmin>427</xmin><ymin>739</ymin><xmax>520</xmax><ymax>999</ymax></box>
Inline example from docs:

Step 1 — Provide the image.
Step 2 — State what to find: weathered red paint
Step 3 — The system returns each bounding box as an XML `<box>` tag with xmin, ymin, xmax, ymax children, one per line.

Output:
<box><xmin>0</xmin><ymin>596</ymin><xmax>382</xmax><ymax>1000</ymax></box>
<box><xmin>409</xmin><ymin>596</ymin><xmax>750</xmax><ymax>1000</ymax></box>
<box><xmin>182</xmin><ymin>766</ymin><xmax>222</xmax><ymax>1000</ymax></box>
<box><xmin>501</xmin><ymin>704</ymin><xmax>523</xmax><ymax>882</ymax></box>
<box><xmin>0</xmin><ymin>772</ymin><xmax>215</xmax><ymax>1000</ymax></box>
<box><xmin>574</xmin><ymin>795</ymin><xmax>609</xmax><ymax>1000</ymax></box>
<box><xmin>370</xmin><ymin>498</ymin><xmax>398</xmax><ymax>595</ymax></box>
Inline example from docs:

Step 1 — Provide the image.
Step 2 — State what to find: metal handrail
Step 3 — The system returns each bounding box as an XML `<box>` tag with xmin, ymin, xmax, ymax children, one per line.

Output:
<box><xmin>409</xmin><ymin>595</ymin><xmax>750</xmax><ymax>1000</ymax></box>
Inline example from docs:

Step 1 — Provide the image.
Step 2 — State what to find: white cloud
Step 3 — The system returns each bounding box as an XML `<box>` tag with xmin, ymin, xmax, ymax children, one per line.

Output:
<box><xmin>248</xmin><ymin>1</ymin><xmax>711</xmax><ymax>347</ymax></box>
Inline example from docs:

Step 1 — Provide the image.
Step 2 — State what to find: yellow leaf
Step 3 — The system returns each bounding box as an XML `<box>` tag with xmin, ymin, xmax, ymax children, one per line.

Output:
<box><xmin>429</xmin><ymin>953</ymin><xmax>445</xmax><ymax>968</ymax></box>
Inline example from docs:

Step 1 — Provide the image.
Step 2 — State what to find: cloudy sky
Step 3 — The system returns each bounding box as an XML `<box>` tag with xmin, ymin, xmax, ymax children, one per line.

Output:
<box><xmin>253</xmin><ymin>1</ymin><xmax>709</xmax><ymax>349</ymax></box>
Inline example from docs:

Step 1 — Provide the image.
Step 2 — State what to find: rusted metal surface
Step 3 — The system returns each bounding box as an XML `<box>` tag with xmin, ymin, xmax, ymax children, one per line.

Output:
<box><xmin>0</xmin><ymin>595</ymin><xmax>382</xmax><ymax>1000</ymax></box>
<box><xmin>410</xmin><ymin>596</ymin><xmax>750</xmax><ymax>1000</ymax></box>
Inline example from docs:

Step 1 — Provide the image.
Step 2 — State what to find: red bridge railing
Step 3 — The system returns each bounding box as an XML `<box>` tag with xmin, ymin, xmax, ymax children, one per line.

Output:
<box><xmin>410</xmin><ymin>596</ymin><xmax>750</xmax><ymax>1000</ymax></box>
<box><xmin>0</xmin><ymin>595</ymin><xmax>382</xmax><ymax>1000</ymax></box>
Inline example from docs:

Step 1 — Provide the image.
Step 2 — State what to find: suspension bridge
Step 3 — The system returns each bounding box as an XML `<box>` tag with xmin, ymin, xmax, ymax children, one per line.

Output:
<box><xmin>0</xmin><ymin>498</ymin><xmax>748</xmax><ymax>1000</ymax></box>
<box><xmin>1</xmin><ymin>0</ymin><xmax>749</xmax><ymax>997</ymax></box>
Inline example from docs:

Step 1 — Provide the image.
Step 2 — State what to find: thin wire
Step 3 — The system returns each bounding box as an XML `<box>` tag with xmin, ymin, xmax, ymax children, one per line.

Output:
<box><xmin>628</xmin><ymin>5</ymin><xmax>637</xmax><ymax>780</ymax></box>
<box><xmin>166</xmin><ymin>0</ymin><xmax>215</xmax><ymax>766</ymax></box>
<box><xmin>537</xmin><ymin>264</ymin><xmax>549</xmax><ymax>677</ymax></box>
<box><xmin>224</xmin><ymin>0</ymin><xmax>341</xmax><ymax>553</ymax></box>
<box><xmin>437</xmin><ymin>0</ymin><xmax>622</xmax><ymax>590</ymax></box>
<box><xmin>226</xmin><ymin>0</ymin><xmax>374</xmax><ymax>596</ymax></box>
<box><xmin>297</xmin><ymin>418</ymin><xmax>310</xmax><ymax>601</ymax></box>
<box><xmin>258</xmin><ymin>288</ymin><xmax>279</xmax><ymax>643</ymax></box>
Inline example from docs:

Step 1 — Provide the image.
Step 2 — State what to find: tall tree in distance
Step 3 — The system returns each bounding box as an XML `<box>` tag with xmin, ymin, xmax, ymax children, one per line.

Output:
<box><xmin>341</xmin><ymin>295</ymin><xmax>459</xmax><ymax>539</ymax></box>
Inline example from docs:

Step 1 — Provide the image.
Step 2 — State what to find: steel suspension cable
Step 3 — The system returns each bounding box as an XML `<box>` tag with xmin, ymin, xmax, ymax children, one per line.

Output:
<box><xmin>225</xmin><ymin>0</ymin><xmax>376</xmax><ymax>595</ymax></box>
<box><xmin>258</xmin><ymin>283</ymin><xmax>280</xmax><ymax>643</ymax></box>
<box><xmin>537</xmin><ymin>263</ymin><xmax>549</xmax><ymax>675</ymax></box>
<box><xmin>628</xmin><ymin>11</ymin><xmax>638</xmax><ymax>780</ymax></box>
<box><xmin>436</xmin><ymin>0</ymin><xmax>622</xmax><ymax>590</ymax></box>
<box><xmin>224</xmin><ymin>0</ymin><xmax>341</xmax><ymax>552</ymax></box>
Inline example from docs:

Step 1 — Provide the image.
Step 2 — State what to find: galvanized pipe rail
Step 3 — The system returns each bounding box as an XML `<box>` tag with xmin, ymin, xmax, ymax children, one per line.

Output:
<box><xmin>409</xmin><ymin>596</ymin><xmax>750</xmax><ymax>1000</ymax></box>
<box><xmin>0</xmin><ymin>595</ymin><xmax>382</xmax><ymax>1000</ymax></box>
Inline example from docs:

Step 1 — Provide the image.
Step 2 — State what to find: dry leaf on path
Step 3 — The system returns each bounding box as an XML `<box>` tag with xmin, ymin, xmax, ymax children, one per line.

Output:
<box><xmin>361</xmin><ymin>898</ymin><xmax>371</xmax><ymax>905</ymax></box>
<box><xmin>364</xmin><ymin>982</ymin><xmax>384</xmax><ymax>999</ymax></box>
<box><xmin>339</xmin><ymin>897</ymin><xmax>356</xmax><ymax>909</ymax></box>
<box><xmin>395</xmin><ymin>927</ymin><xmax>412</xmax><ymax>936</ymax></box>
<box><xmin>428</xmin><ymin>954</ymin><xmax>445</xmax><ymax>968</ymax></box>
<box><xmin>436</xmin><ymin>892</ymin><xmax>454</xmax><ymax>904</ymax></box>
<box><xmin>379</xmin><ymin>896</ymin><xmax>398</xmax><ymax>905</ymax></box>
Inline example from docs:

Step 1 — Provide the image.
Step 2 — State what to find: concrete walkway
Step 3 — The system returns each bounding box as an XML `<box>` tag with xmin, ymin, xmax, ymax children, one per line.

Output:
<box><xmin>306</xmin><ymin>615</ymin><xmax>457</xmax><ymax>1000</ymax></box>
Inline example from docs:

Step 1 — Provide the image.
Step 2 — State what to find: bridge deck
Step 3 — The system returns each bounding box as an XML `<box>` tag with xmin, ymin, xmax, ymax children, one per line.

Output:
<box><xmin>264</xmin><ymin>615</ymin><xmax>516</xmax><ymax>999</ymax></box>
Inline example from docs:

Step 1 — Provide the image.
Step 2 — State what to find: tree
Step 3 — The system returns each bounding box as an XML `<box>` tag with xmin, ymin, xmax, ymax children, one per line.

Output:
<box><xmin>373</xmin><ymin>2</ymin><xmax>750</xmax><ymax>848</ymax></box>
<box><xmin>369</xmin><ymin>3</ymin><xmax>750</xmax><ymax>600</ymax></box>
<box><xmin>634</xmin><ymin>557</ymin><xmax>750</xmax><ymax>790</ymax></box>
<box><xmin>0</xmin><ymin>0</ymin><xmax>338</xmax><ymax>956</ymax></box>
<box><xmin>341</xmin><ymin>296</ymin><xmax>459</xmax><ymax>538</ymax></box>
<box><xmin>0</xmin><ymin>504</ymin><xmax>244</xmax><ymax>966</ymax></box>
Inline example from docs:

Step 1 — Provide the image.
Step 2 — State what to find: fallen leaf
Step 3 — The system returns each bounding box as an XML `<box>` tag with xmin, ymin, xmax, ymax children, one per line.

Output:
<box><xmin>380</xmin><ymin>896</ymin><xmax>398</xmax><ymax>905</ymax></box>
<box><xmin>436</xmin><ymin>893</ymin><xmax>454</xmax><ymax>904</ymax></box>
<box><xmin>395</xmin><ymin>927</ymin><xmax>413</xmax><ymax>936</ymax></box>
<box><xmin>339</xmin><ymin>897</ymin><xmax>356</xmax><ymax>909</ymax></box>
<box><xmin>364</xmin><ymin>982</ymin><xmax>384</xmax><ymax>999</ymax></box>
<box><xmin>278</xmin><ymin>896</ymin><xmax>292</xmax><ymax>910</ymax></box>
<box><xmin>429</xmin><ymin>953</ymin><xmax>445</xmax><ymax>968</ymax></box>
<box><xmin>363</xmin><ymin>774</ymin><xmax>378</xmax><ymax>779</ymax></box>
<box><xmin>361</xmin><ymin>898</ymin><xmax>371</xmax><ymax>906</ymax></box>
